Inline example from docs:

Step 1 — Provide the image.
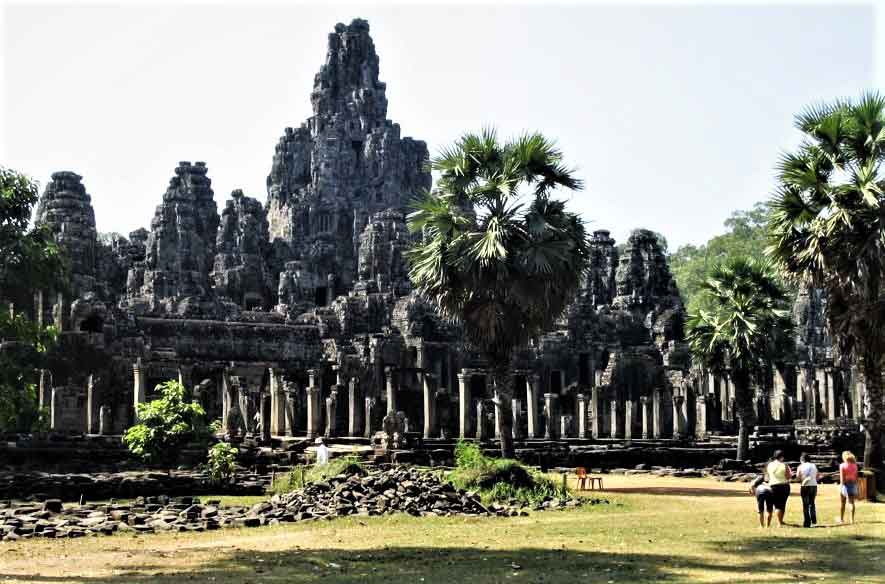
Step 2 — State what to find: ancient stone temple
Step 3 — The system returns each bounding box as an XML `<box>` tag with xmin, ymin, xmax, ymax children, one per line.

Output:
<box><xmin>16</xmin><ymin>18</ymin><xmax>869</xmax><ymax>456</ymax></box>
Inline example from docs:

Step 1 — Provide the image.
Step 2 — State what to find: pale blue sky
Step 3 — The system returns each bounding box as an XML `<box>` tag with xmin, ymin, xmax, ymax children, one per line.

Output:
<box><xmin>1</xmin><ymin>2</ymin><xmax>877</xmax><ymax>249</ymax></box>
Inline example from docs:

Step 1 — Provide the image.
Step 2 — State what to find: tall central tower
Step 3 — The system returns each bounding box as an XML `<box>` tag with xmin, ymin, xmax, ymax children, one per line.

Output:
<box><xmin>266</xmin><ymin>18</ymin><xmax>431</xmax><ymax>297</ymax></box>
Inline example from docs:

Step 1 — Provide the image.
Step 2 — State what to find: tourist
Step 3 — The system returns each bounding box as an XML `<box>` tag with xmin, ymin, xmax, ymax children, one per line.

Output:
<box><xmin>766</xmin><ymin>450</ymin><xmax>792</xmax><ymax>527</ymax></box>
<box><xmin>315</xmin><ymin>437</ymin><xmax>330</xmax><ymax>465</ymax></box>
<box><xmin>838</xmin><ymin>450</ymin><xmax>859</xmax><ymax>524</ymax></box>
<box><xmin>796</xmin><ymin>452</ymin><xmax>820</xmax><ymax>528</ymax></box>
<box><xmin>749</xmin><ymin>474</ymin><xmax>774</xmax><ymax>528</ymax></box>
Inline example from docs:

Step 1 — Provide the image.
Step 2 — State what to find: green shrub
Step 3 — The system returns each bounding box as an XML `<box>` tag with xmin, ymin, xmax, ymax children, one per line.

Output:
<box><xmin>454</xmin><ymin>440</ymin><xmax>486</xmax><ymax>469</ymax></box>
<box><xmin>123</xmin><ymin>380</ymin><xmax>207</xmax><ymax>466</ymax></box>
<box><xmin>269</xmin><ymin>455</ymin><xmax>365</xmax><ymax>495</ymax></box>
<box><xmin>450</xmin><ymin>439</ymin><xmax>567</xmax><ymax>506</ymax></box>
<box><xmin>207</xmin><ymin>442</ymin><xmax>238</xmax><ymax>484</ymax></box>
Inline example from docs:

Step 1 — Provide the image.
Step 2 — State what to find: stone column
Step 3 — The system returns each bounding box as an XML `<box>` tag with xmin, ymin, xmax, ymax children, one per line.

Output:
<box><xmin>493</xmin><ymin>390</ymin><xmax>502</xmax><ymax>439</ymax></box>
<box><xmin>854</xmin><ymin>372</ymin><xmax>866</xmax><ymax>419</ymax></box>
<box><xmin>348</xmin><ymin>377</ymin><xmax>362</xmax><ymax>437</ymax></box>
<box><xmin>809</xmin><ymin>379</ymin><xmax>820</xmax><ymax>423</ymax></box>
<box><xmin>423</xmin><ymin>374</ymin><xmax>437</xmax><ymax>439</ymax></box>
<box><xmin>458</xmin><ymin>372</ymin><xmax>472</xmax><ymax>439</ymax></box>
<box><xmin>511</xmin><ymin>398</ymin><xmax>523</xmax><ymax>440</ymax></box>
<box><xmin>815</xmin><ymin>368</ymin><xmax>828</xmax><ymax>419</ymax></box>
<box><xmin>796</xmin><ymin>366</ymin><xmax>807</xmax><ymax>405</ymax></box>
<box><xmin>285</xmin><ymin>388</ymin><xmax>297</xmax><ymax>437</ymax></box>
<box><xmin>50</xmin><ymin>386</ymin><xmax>60</xmax><ymax>430</ymax></box>
<box><xmin>624</xmin><ymin>399</ymin><xmax>636</xmax><ymax>441</ymax></box>
<box><xmin>695</xmin><ymin>394</ymin><xmax>708</xmax><ymax>438</ymax></box>
<box><xmin>306</xmin><ymin>369</ymin><xmax>321</xmax><ymax>439</ymax></box>
<box><xmin>99</xmin><ymin>405</ymin><xmax>111</xmax><ymax>436</ymax></box>
<box><xmin>475</xmin><ymin>400</ymin><xmax>487</xmax><ymax>441</ymax></box>
<box><xmin>601</xmin><ymin>396</ymin><xmax>611</xmax><ymax>438</ymax></box>
<box><xmin>261</xmin><ymin>393</ymin><xmax>271</xmax><ymax>443</ymax></box>
<box><xmin>269</xmin><ymin>368</ymin><xmax>286</xmax><ymax>436</ymax></box>
<box><xmin>590</xmin><ymin>385</ymin><xmax>601</xmax><ymax>439</ymax></box>
<box><xmin>132</xmin><ymin>358</ymin><xmax>146</xmax><ymax>420</ymax></box>
<box><xmin>641</xmin><ymin>396</ymin><xmax>651</xmax><ymax>439</ymax></box>
<box><xmin>86</xmin><ymin>375</ymin><xmax>97</xmax><ymax>434</ymax></box>
<box><xmin>673</xmin><ymin>395</ymin><xmax>686</xmax><ymax>438</ymax></box>
<box><xmin>324</xmin><ymin>391</ymin><xmax>338</xmax><ymax>438</ymax></box>
<box><xmin>559</xmin><ymin>415</ymin><xmax>572</xmax><ymax>439</ymax></box>
<box><xmin>576</xmin><ymin>393</ymin><xmax>588</xmax><ymax>439</ymax></box>
<box><xmin>38</xmin><ymin>369</ymin><xmax>51</xmax><ymax>410</ymax></box>
<box><xmin>385</xmin><ymin>367</ymin><xmax>397</xmax><ymax>415</ymax></box>
<box><xmin>720</xmin><ymin>373</ymin><xmax>730</xmax><ymax>422</ymax></box>
<box><xmin>652</xmin><ymin>389</ymin><xmax>663</xmax><ymax>439</ymax></box>
<box><xmin>825</xmin><ymin>368</ymin><xmax>836</xmax><ymax>420</ymax></box>
<box><xmin>364</xmin><ymin>397</ymin><xmax>376</xmax><ymax>438</ymax></box>
<box><xmin>525</xmin><ymin>374</ymin><xmax>540</xmax><ymax>439</ymax></box>
<box><xmin>772</xmin><ymin>367</ymin><xmax>787</xmax><ymax>422</ymax></box>
<box><xmin>222</xmin><ymin>371</ymin><xmax>239</xmax><ymax>436</ymax></box>
<box><xmin>610</xmin><ymin>398</ymin><xmax>619</xmax><ymax>438</ymax></box>
<box><xmin>544</xmin><ymin>393</ymin><xmax>559</xmax><ymax>440</ymax></box>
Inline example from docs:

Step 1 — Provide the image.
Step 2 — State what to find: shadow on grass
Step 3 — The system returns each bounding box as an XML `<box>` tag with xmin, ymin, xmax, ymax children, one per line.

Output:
<box><xmin>707</xmin><ymin>533</ymin><xmax>885</xmax><ymax>580</ymax></box>
<box><xmin>3</xmin><ymin>539</ymin><xmax>881</xmax><ymax>584</ymax></box>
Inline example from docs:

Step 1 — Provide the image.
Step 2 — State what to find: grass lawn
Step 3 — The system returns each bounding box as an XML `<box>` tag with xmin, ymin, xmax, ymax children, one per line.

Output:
<box><xmin>1</xmin><ymin>474</ymin><xmax>882</xmax><ymax>584</ymax></box>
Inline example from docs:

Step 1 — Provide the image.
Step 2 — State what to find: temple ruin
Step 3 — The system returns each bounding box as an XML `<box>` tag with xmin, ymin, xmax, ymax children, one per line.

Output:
<box><xmin>19</xmin><ymin>19</ymin><xmax>870</xmax><ymax>458</ymax></box>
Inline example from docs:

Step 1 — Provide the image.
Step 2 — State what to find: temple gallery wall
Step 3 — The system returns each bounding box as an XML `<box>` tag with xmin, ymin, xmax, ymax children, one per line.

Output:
<box><xmin>20</xmin><ymin>19</ymin><xmax>871</xmax><ymax>453</ymax></box>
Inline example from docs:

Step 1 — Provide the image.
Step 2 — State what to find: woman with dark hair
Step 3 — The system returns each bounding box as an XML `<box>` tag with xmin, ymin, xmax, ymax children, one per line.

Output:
<box><xmin>766</xmin><ymin>450</ymin><xmax>792</xmax><ymax>527</ymax></box>
<box><xmin>749</xmin><ymin>474</ymin><xmax>774</xmax><ymax>528</ymax></box>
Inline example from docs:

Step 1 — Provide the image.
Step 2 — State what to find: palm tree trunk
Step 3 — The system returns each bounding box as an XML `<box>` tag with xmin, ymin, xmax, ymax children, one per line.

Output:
<box><xmin>731</xmin><ymin>371</ymin><xmax>755</xmax><ymax>462</ymax></box>
<box><xmin>861</xmin><ymin>353</ymin><xmax>883</xmax><ymax>481</ymax></box>
<box><xmin>489</xmin><ymin>363</ymin><xmax>515</xmax><ymax>459</ymax></box>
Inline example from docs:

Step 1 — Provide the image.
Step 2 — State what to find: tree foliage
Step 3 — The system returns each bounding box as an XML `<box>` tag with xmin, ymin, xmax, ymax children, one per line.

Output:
<box><xmin>123</xmin><ymin>380</ymin><xmax>208</xmax><ymax>466</ymax></box>
<box><xmin>767</xmin><ymin>91</ymin><xmax>885</xmax><ymax>474</ymax></box>
<box><xmin>206</xmin><ymin>442</ymin><xmax>238</xmax><ymax>484</ymax></box>
<box><xmin>406</xmin><ymin>129</ymin><xmax>590</xmax><ymax>457</ymax></box>
<box><xmin>0</xmin><ymin>167</ymin><xmax>66</xmax><ymax>306</ymax></box>
<box><xmin>670</xmin><ymin>203</ymin><xmax>772</xmax><ymax>314</ymax></box>
<box><xmin>0</xmin><ymin>167</ymin><xmax>66</xmax><ymax>432</ymax></box>
<box><xmin>686</xmin><ymin>258</ymin><xmax>793</xmax><ymax>460</ymax></box>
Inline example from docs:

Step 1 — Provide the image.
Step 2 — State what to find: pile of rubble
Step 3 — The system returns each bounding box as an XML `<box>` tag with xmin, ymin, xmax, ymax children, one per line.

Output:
<box><xmin>0</xmin><ymin>466</ymin><xmax>597</xmax><ymax>541</ymax></box>
<box><xmin>0</xmin><ymin>469</ymin><xmax>268</xmax><ymax>501</ymax></box>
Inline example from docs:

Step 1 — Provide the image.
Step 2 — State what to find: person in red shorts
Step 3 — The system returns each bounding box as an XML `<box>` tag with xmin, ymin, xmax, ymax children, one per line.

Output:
<box><xmin>839</xmin><ymin>451</ymin><xmax>859</xmax><ymax>524</ymax></box>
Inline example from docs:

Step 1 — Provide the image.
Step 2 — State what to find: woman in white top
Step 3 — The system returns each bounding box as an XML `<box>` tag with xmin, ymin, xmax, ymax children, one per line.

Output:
<box><xmin>796</xmin><ymin>452</ymin><xmax>820</xmax><ymax>528</ymax></box>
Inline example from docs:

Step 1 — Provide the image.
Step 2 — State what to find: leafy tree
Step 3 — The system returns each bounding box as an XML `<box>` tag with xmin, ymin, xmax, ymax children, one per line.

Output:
<box><xmin>670</xmin><ymin>203</ymin><xmax>772</xmax><ymax>314</ymax></box>
<box><xmin>686</xmin><ymin>258</ymin><xmax>793</xmax><ymax>460</ymax></box>
<box><xmin>206</xmin><ymin>442</ymin><xmax>238</xmax><ymax>484</ymax></box>
<box><xmin>123</xmin><ymin>380</ymin><xmax>208</xmax><ymax>467</ymax></box>
<box><xmin>768</xmin><ymin>92</ymin><xmax>885</xmax><ymax>477</ymax></box>
<box><xmin>406</xmin><ymin>129</ymin><xmax>591</xmax><ymax>458</ymax></box>
<box><xmin>0</xmin><ymin>167</ymin><xmax>65</xmax><ymax>432</ymax></box>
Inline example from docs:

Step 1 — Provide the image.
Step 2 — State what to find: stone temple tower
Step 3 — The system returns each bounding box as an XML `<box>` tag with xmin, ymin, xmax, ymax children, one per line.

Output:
<box><xmin>266</xmin><ymin>18</ymin><xmax>431</xmax><ymax>301</ymax></box>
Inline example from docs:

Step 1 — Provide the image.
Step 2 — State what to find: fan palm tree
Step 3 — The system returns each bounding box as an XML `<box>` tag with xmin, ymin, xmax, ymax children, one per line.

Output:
<box><xmin>686</xmin><ymin>258</ymin><xmax>793</xmax><ymax>460</ymax></box>
<box><xmin>406</xmin><ymin>129</ymin><xmax>591</xmax><ymax>458</ymax></box>
<box><xmin>768</xmin><ymin>92</ymin><xmax>885</xmax><ymax>478</ymax></box>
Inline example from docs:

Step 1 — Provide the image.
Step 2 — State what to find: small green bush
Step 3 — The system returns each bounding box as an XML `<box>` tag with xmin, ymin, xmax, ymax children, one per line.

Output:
<box><xmin>450</xmin><ymin>440</ymin><xmax>566</xmax><ymax>506</ymax></box>
<box><xmin>123</xmin><ymin>380</ymin><xmax>207</xmax><ymax>466</ymax></box>
<box><xmin>207</xmin><ymin>442</ymin><xmax>238</xmax><ymax>484</ymax></box>
<box><xmin>454</xmin><ymin>440</ymin><xmax>486</xmax><ymax>469</ymax></box>
<box><xmin>269</xmin><ymin>455</ymin><xmax>366</xmax><ymax>495</ymax></box>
